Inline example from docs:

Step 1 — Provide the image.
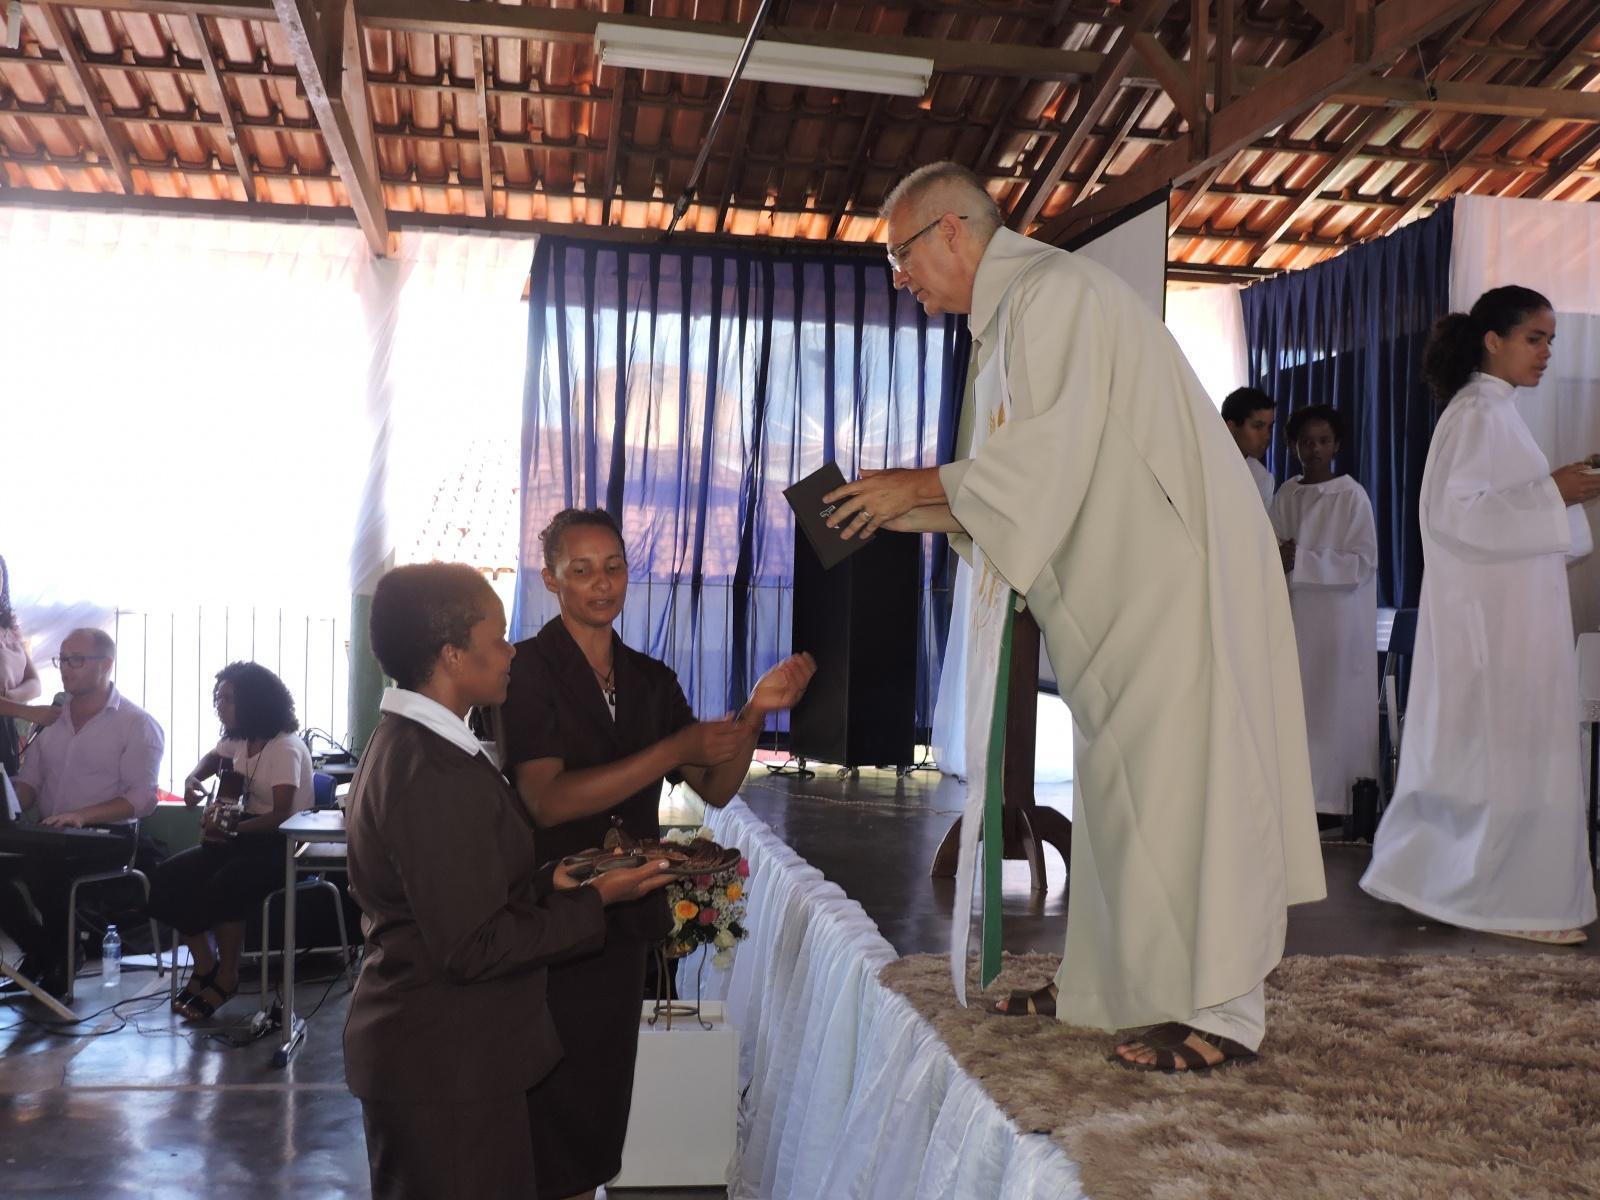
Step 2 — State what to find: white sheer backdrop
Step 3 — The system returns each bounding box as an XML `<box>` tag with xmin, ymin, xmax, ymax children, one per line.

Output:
<box><xmin>1165</xmin><ymin>283</ymin><xmax>1249</xmax><ymax>410</ymax></box>
<box><xmin>1452</xmin><ymin>195</ymin><xmax>1600</xmax><ymax>632</ymax></box>
<box><xmin>1</xmin><ymin>206</ymin><xmax>529</xmax><ymax>787</ymax></box>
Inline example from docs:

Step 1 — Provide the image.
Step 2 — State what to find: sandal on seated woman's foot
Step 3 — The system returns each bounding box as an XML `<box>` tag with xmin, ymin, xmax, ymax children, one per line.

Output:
<box><xmin>1114</xmin><ymin>1024</ymin><xmax>1259</xmax><ymax>1074</ymax></box>
<box><xmin>172</xmin><ymin>965</ymin><xmax>219</xmax><ymax>1014</ymax></box>
<box><xmin>178</xmin><ymin>978</ymin><xmax>238</xmax><ymax>1022</ymax></box>
<box><xmin>1488</xmin><ymin>928</ymin><xmax>1588</xmax><ymax>946</ymax></box>
<box><xmin>987</xmin><ymin>982</ymin><xmax>1057</xmax><ymax>1017</ymax></box>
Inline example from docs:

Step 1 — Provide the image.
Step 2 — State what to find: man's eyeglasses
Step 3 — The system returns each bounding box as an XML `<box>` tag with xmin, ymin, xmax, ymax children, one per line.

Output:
<box><xmin>52</xmin><ymin>654</ymin><xmax>109</xmax><ymax>670</ymax></box>
<box><xmin>887</xmin><ymin>215</ymin><xmax>968</xmax><ymax>272</ymax></box>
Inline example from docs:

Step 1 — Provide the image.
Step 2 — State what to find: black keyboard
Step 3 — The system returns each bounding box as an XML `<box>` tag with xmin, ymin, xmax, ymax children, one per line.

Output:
<box><xmin>0</xmin><ymin>825</ymin><xmax>126</xmax><ymax>854</ymax></box>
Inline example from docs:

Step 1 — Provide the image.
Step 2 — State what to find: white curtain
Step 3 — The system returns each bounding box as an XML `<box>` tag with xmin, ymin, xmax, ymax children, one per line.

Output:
<box><xmin>1165</xmin><ymin>283</ymin><xmax>1249</xmax><ymax>410</ymax></box>
<box><xmin>1452</xmin><ymin>195</ymin><xmax>1600</xmax><ymax>632</ymax></box>
<box><xmin>2</xmin><ymin>205</ymin><xmax>530</xmax><ymax>785</ymax></box>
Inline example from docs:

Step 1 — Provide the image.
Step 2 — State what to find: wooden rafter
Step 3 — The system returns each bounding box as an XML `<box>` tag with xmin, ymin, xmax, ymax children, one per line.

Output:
<box><xmin>1245</xmin><ymin>107</ymin><xmax>1387</xmax><ymax>262</ymax></box>
<box><xmin>1167</xmin><ymin>161</ymin><xmax>1224</xmax><ymax>233</ymax></box>
<box><xmin>1292</xmin><ymin>0</ymin><xmax>1344</xmax><ymax>29</ymax></box>
<box><xmin>273</xmin><ymin>0</ymin><xmax>389</xmax><ymax>255</ymax></box>
<box><xmin>1374</xmin><ymin>0</ymin><xmax>1600</xmax><ymax>235</ymax></box>
<box><xmin>39</xmin><ymin>4</ymin><xmax>135</xmax><ymax>194</ymax></box>
<box><xmin>1520</xmin><ymin>125</ymin><xmax>1600</xmax><ymax>200</ymax></box>
<box><xmin>714</xmin><ymin>81</ymin><xmax>762</xmax><ymax>234</ymax></box>
<box><xmin>599</xmin><ymin>70</ymin><xmax>625</xmax><ymax>227</ymax></box>
<box><xmin>1132</xmin><ymin>32</ymin><xmax>1203</xmax><ymax>127</ymax></box>
<box><xmin>1039</xmin><ymin>0</ymin><xmax>1491</xmax><ymax>245</ymax></box>
<box><xmin>471</xmin><ymin>35</ymin><xmax>493</xmax><ymax>219</ymax></box>
<box><xmin>1080</xmin><ymin>92</ymin><xmax>1157</xmax><ymax>201</ymax></box>
<box><xmin>1010</xmin><ymin>0</ymin><xmax>1179</xmax><ymax>231</ymax></box>
<box><xmin>187</xmin><ymin>14</ymin><xmax>255</xmax><ymax>202</ymax></box>
<box><xmin>1215</xmin><ymin>0</ymin><xmax>1235</xmax><ymax>107</ymax></box>
<box><xmin>827</xmin><ymin>95</ymin><xmax>887</xmax><ymax>240</ymax></box>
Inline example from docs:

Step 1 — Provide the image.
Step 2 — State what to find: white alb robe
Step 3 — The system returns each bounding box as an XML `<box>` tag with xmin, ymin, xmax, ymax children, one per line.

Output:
<box><xmin>1361</xmin><ymin>373</ymin><xmax>1598</xmax><ymax>931</ymax></box>
<box><xmin>1271</xmin><ymin>476</ymin><xmax>1380</xmax><ymax>815</ymax></box>
<box><xmin>1249</xmin><ymin>456</ymin><xmax>1276</xmax><ymax>509</ymax></box>
<box><xmin>940</xmin><ymin>228</ymin><xmax>1326</xmax><ymax>1031</ymax></box>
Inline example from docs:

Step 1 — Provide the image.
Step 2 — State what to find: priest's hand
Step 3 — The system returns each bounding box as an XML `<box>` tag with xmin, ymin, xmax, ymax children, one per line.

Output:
<box><xmin>1552</xmin><ymin>462</ymin><xmax>1600</xmax><ymax>506</ymax></box>
<box><xmin>823</xmin><ymin>467</ymin><xmax>946</xmax><ymax>540</ymax></box>
<box><xmin>1279</xmin><ymin>539</ymin><xmax>1296</xmax><ymax>573</ymax></box>
<box><xmin>748</xmin><ymin>653</ymin><xmax>817</xmax><ymax>716</ymax></box>
<box><xmin>884</xmin><ymin>504</ymin><xmax>966</xmax><ymax>534</ymax></box>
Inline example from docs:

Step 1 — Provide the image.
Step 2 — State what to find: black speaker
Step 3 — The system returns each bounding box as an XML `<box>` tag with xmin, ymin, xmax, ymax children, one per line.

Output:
<box><xmin>789</xmin><ymin>531</ymin><xmax>919</xmax><ymax>769</ymax></box>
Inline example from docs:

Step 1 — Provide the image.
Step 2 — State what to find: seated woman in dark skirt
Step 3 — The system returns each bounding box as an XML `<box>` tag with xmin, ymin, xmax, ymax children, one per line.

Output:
<box><xmin>149</xmin><ymin>661</ymin><xmax>313</xmax><ymax>1020</ymax></box>
<box><xmin>501</xmin><ymin>509</ymin><xmax>816</xmax><ymax>1200</ymax></box>
<box><xmin>343</xmin><ymin>562</ymin><xmax>675</xmax><ymax>1200</ymax></box>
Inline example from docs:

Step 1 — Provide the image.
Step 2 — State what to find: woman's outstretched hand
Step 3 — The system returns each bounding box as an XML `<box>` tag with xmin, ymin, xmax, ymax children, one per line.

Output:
<box><xmin>748</xmin><ymin>653</ymin><xmax>817</xmax><ymax>715</ymax></box>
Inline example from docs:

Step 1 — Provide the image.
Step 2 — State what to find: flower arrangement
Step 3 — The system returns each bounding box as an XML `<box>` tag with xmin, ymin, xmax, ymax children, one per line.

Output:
<box><xmin>663</xmin><ymin>826</ymin><xmax>750</xmax><ymax>969</ymax></box>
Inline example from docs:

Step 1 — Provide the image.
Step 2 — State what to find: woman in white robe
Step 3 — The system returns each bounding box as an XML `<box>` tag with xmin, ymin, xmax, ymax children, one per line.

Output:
<box><xmin>1271</xmin><ymin>405</ymin><xmax>1379</xmax><ymax>819</ymax></box>
<box><xmin>1361</xmin><ymin>286</ymin><xmax>1600</xmax><ymax>944</ymax></box>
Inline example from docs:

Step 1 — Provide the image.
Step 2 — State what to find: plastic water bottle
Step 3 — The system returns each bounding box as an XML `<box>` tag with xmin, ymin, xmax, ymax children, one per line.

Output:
<box><xmin>101</xmin><ymin>924</ymin><xmax>122</xmax><ymax>990</ymax></box>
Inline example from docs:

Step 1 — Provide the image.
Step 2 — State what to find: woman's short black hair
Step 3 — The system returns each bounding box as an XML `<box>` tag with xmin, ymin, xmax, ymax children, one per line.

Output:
<box><xmin>1220</xmin><ymin>387</ymin><xmax>1275</xmax><ymax>426</ymax></box>
<box><xmin>539</xmin><ymin>508</ymin><xmax>625</xmax><ymax>573</ymax></box>
<box><xmin>1286</xmin><ymin>403</ymin><xmax>1344</xmax><ymax>445</ymax></box>
<box><xmin>214</xmin><ymin>661</ymin><xmax>298</xmax><ymax>740</ymax></box>
<box><xmin>1423</xmin><ymin>285</ymin><xmax>1552</xmax><ymax>402</ymax></box>
<box><xmin>370</xmin><ymin>563</ymin><xmax>496</xmax><ymax>691</ymax></box>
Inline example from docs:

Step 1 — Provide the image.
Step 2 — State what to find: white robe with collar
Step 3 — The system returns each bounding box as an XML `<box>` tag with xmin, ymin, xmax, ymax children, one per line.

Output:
<box><xmin>1270</xmin><ymin>475</ymin><xmax>1380</xmax><ymax>815</ymax></box>
<box><xmin>941</xmin><ymin>228</ymin><xmax>1325</xmax><ymax>1030</ymax></box>
<box><xmin>1361</xmin><ymin>373</ymin><xmax>1598</xmax><ymax>931</ymax></box>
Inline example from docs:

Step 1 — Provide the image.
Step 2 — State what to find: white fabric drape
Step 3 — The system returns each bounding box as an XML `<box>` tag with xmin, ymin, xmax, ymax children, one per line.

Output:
<box><xmin>1451</xmin><ymin>195</ymin><xmax>1600</xmax><ymax>630</ymax></box>
<box><xmin>1165</xmin><ymin>283</ymin><xmax>1249</xmax><ymax>410</ymax></box>
<box><xmin>4</xmin><ymin>204</ymin><xmax>531</xmax><ymax>779</ymax></box>
<box><xmin>703</xmin><ymin>799</ymin><xmax>1082</xmax><ymax>1200</ymax></box>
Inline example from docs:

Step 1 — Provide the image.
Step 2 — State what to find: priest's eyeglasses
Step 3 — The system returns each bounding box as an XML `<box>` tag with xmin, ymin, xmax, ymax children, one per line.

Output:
<box><xmin>52</xmin><ymin>654</ymin><xmax>110</xmax><ymax>669</ymax></box>
<box><xmin>887</xmin><ymin>215</ymin><xmax>968</xmax><ymax>272</ymax></box>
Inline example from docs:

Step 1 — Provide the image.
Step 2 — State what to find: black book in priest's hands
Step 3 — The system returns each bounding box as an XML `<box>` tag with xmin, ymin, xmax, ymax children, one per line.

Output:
<box><xmin>784</xmin><ymin>462</ymin><xmax>870</xmax><ymax>570</ymax></box>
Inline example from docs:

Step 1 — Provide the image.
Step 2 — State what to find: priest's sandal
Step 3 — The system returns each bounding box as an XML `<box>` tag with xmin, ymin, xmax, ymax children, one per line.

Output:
<box><xmin>172</xmin><ymin>964</ymin><xmax>219</xmax><ymax>1015</ymax></box>
<box><xmin>1487</xmin><ymin>928</ymin><xmax>1588</xmax><ymax>946</ymax></box>
<box><xmin>988</xmin><ymin>982</ymin><xmax>1057</xmax><ymax>1017</ymax></box>
<box><xmin>1112</xmin><ymin>1024</ymin><xmax>1259</xmax><ymax>1073</ymax></box>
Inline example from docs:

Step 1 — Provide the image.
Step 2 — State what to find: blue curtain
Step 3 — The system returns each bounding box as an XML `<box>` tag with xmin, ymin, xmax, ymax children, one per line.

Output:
<box><xmin>1241</xmin><ymin>200</ymin><xmax>1453</xmax><ymax>608</ymax></box>
<box><xmin>517</xmin><ymin>236</ymin><xmax>967</xmax><ymax>733</ymax></box>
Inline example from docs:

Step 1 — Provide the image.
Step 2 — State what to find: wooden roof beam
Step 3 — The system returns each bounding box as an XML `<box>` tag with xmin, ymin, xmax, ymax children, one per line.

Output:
<box><xmin>826</xmin><ymin>94</ymin><xmax>886</xmax><ymax>240</ymax></box>
<box><xmin>1244</xmin><ymin>107</ymin><xmax>1387</xmax><ymax>262</ymax></box>
<box><xmin>273</xmin><ymin>0</ymin><xmax>389</xmax><ymax>255</ymax></box>
<box><xmin>39</xmin><ymin>4</ymin><xmax>136</xmax><ymax>194</ymax></box>
<box><xmin>187</xmin><ymin>14</ymin><xmax>256</xmax><ymax>202</ymax></box>
<box><xmin>471</xmin><ymin>35</ymin><xmax>493</xmax><ymax>219</ymax></box>
<box><xmin>1010</xmin><ymin>0</ymin><xmax>1179</xmax><ymax>231</ymax></box>
<box><xmin>1038</xmin><ymin>0</ymin><xmax>1490</xmax><ymax>244</ymax></box>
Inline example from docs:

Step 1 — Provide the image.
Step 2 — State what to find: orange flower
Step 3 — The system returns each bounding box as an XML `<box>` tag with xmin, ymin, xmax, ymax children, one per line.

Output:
<box><xmin>674</xmin><ymin>899</ymin><xmax>700</xmax><ymax>921</ymax></box>
<box><xmin>724</xmin><ymin>883</ymin><xmax>743</xmax><ymax>902</ymax></box>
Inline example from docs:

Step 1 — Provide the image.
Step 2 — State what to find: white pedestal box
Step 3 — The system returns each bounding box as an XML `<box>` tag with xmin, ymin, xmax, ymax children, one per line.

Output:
<box><xmin>609</xmin><ymin>1000</ymin><xmax>739</xmax><ymax>1189</ymax></box>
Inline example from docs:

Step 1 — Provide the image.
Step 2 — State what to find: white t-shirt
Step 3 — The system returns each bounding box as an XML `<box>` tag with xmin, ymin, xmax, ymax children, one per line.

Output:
<box><xmin>217</xmin><ymin>733</ymin><xmax>314</xmax><ymax>816</ymax></box>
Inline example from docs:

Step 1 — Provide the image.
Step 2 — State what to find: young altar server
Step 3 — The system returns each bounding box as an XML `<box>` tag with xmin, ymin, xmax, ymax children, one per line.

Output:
<box><xmin>1361</xmin><ymin>285</ymin><xmax>1600</xmax><ymax>945</ymax></box>
<box><xmin>1270</xmin><ymin>404</ymin><xmax>1379</xmax><ymax>820</ymax></box>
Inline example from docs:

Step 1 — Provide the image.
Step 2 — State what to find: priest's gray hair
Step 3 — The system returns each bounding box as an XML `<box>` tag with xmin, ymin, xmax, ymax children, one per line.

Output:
<box><xmin>880</xmin><ymin>162</ymin><xmax>1003</xmax><ymax>241</ymax></box>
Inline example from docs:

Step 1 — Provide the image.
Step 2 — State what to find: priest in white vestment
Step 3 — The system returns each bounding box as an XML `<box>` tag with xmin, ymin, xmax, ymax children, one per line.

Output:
<box><xmin>1223</xmin><ymin>387</ymin><xmax>1279</xmax><ymax>509</ymax></box>
<box><xmin>1362</xmin><ymin>287</ymin><xmax>1600</xmax><ymax>943</ymax></box>
<box><xmin>1270</xmin><ymin>404</ymin><xmax>1380</xmax><ymax>817</ymax></box>
<box><xmin>826</xmin><ymin>163</ymin><xmax>1325</xmax><ymax>1072</ymax></box>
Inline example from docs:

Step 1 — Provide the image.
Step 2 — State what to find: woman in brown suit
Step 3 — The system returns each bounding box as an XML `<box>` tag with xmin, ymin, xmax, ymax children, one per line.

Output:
<box><xmin>502</xmin><ymin>509</ymin><xmax>814</xmax><ymax>1200</ymax></box>
<box><xmin>343</xmin><ymin>562</ymin><xmax>674</xmax><ymax>1200</ymax></box>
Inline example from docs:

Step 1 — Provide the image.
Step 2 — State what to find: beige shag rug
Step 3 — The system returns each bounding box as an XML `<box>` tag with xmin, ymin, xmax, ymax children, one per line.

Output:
<box><xmin>878</xmin><ymin>952</ymin><xmax>1600</xmax><ymax>1200</ymax></box>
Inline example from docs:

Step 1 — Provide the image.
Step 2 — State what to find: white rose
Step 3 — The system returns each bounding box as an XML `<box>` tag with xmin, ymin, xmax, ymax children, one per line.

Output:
<box><xmin>697</xmin><ymin>825</ymin><xmax>717</xmax><ymax>841</ymax></box>
<box><xmin>713</xmin><ymin>950</ymin><xmax>734</xmax><ymax>970</ymax></box>
<box><xmin>714</xmin><ymin>929</ymin><xmax>735</xmax><ymax>949</ymax></box>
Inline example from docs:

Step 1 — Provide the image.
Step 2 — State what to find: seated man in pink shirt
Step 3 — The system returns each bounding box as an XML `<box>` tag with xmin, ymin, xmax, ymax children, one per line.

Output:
<box><xmin>1</xmin><ymin>628</ymin><xmax>163</xmax><ymax>996</ymax></box>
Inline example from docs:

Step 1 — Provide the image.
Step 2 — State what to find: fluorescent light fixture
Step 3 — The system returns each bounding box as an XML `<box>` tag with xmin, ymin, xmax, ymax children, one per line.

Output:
<box><xmin>4</xmin><ymin>0</ymin><xmax>23</xmax><ymax>51</ymax></box>
<box><xmin>594</xmin><ymin>23</ymin><xmax>933</xmax><ymax>98</ymax></box>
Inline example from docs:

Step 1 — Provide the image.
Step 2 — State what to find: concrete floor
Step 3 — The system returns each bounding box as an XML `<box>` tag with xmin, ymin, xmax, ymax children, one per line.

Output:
<box><xmin>3</xmin><ymin>766</ymin><xmax>1594</xmax><ymax>1197</ymax></box>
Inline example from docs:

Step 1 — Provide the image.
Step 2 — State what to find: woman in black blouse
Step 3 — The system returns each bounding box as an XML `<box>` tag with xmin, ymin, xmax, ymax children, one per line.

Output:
<box><xmin>501</xmin><ymin>508</ymin><xmax>814</xmax><ymax>1200</ymax></box>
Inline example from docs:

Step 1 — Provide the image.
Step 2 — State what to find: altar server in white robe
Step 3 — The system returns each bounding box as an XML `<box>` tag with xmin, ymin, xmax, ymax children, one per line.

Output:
<box><xmin>825</xmin><ymin>162</ymin><xmax>1325</xmax><ymax>1073</ymax></box>
<box><xmin>1223</xmin><ymin>387</ymin><xmax>1279</xmax><ymax>509</ymax></box>
<box><xmin>1270</xmin><ymin>404</ymin><xmax>1379</xmax><ymax>818</ymax></box>
<box><xmin>1361</xmin><ymin>285</ymin><xmax>1600</xmax><ymax>945</ymax></box>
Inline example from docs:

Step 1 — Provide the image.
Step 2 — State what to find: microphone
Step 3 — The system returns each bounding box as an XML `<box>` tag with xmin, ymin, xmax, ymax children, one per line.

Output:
<box><xmin>21</xmin><ymin>693</ymin><xmax>66</xmax><ymax>753</ymax></box>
